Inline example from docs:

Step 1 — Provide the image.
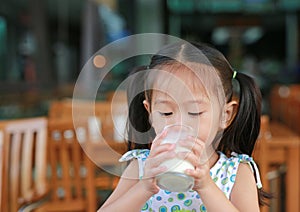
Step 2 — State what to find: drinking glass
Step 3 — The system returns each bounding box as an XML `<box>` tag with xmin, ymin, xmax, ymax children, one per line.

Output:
<box><xmin>156</xmin><ymin>124</ymin><xmax>195</xmax><ymax>192</ymax></box>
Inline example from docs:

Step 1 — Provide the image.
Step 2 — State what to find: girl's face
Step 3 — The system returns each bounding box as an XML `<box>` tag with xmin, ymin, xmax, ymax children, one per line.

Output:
<box><xmin>144</xmin><ymin>65</ymin><xmax>236</xmax><ymax>160</ymax></box>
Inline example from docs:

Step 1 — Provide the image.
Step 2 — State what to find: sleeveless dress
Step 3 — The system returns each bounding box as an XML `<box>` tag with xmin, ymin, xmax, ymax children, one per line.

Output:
<box><xmin>119</xmin><ymin>149</ymin><xmax>262</xmax><ymax>212</ymax></box>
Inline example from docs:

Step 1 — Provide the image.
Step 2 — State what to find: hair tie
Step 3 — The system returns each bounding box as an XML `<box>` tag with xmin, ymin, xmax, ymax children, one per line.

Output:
<box><xmin>232</xmin><ymin>71</ymin><xmax>237</xmax><ymax>79</ymax></box>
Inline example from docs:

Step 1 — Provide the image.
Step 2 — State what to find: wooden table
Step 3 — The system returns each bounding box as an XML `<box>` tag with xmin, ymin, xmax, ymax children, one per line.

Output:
<box><xmin>255</xmin><ymin>121</ymin><xmax>300</xmax><ymax>212</ymax></box>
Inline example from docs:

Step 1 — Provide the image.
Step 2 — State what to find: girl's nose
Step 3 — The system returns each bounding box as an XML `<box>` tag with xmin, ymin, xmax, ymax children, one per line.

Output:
<box><xmin>173</xmin><ymin>114</ymin><xmax>198</xmax><ymax>129</ymax></box>
<box><xmin>172</xmin><ymin>113</ymin><xmax>182</xmax><ymax>124</ymax></box>
<box><xmin>172</xmin><ymin>113</ymin><xmax>188</xmax><ymax>126</ymax></box>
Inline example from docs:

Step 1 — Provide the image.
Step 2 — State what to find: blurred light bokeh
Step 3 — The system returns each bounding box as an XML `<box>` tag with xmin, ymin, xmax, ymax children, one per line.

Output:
<box><xmin>0</xmin><ymin>0</ymin><xmax>299</xmax><ymax>119</ymax></box>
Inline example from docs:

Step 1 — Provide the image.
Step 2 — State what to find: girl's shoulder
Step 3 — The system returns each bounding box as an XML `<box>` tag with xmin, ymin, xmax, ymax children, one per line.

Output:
<box><xmin>213</xmin><ymin>151</ymin><xmax>262</xmax><ymax>189</ymax></box>
<box><xmin>214</xmin><ymin>151</ymin><xmax>258</xmax><ymax>172</ymax></box>
<box><xmin>119</xmin><ymin>149</ymin><xmax>150</xmax><ymax>162</ymax></box>
<box><xmin>217</xmin><ymin>151</ymin><xmax>256</xmax><ymax>164</ymax></box>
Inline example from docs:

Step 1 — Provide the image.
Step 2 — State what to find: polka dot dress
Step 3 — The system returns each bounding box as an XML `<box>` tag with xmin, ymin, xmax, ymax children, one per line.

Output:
<box><xmin>119</xmin><ymin>150</ymin><xmax>262</xmax><ymax>212</ymax></box>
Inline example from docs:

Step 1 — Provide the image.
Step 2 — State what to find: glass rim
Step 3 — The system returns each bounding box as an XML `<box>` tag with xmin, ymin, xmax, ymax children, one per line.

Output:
<box><xmin>162</xmin><ymin>124</ymin><xmax>195</xmax><ymax>132</ymax></box>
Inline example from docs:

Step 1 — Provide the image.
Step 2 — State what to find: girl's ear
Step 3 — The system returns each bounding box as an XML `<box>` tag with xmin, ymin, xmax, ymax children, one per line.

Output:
<box><xmin>143</xmin><ymin>100</ymin><xmax>151</xmax><ymax>113</ymax></box>
<box><xmin>221</xmin><ymin>100</ymin><xmax>238</xmax><ymax>129</ymax></box>
<box><xmin>143</xmin><ymin>100</ymin><xmax>153</xmax><ymax>125</ymax></box>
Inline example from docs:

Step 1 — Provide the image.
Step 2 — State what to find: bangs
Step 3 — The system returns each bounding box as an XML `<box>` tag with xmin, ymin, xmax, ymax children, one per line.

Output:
<box><xmin>146</xmin><ymin>62</ymin><xmax>225</xmax><ymax>107</ymax></box>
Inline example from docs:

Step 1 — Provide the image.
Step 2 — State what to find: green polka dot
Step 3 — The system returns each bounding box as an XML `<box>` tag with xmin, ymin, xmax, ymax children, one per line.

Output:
<box><xmin>230</xmin><ymin>174</ymin><xmax>236</xmax><ymax>182</ymax></box>
<box><xmin>200</xmin><ymin>204</ymin><xmax>207</xmax><ymax>212</ymax></box>
<box><xmin>171</xmin><ymin>205</ymin><xmax>180</xmax><ymax>212</ymax></box>
<box><xmin>221</xmin><ymin>177</ymin><xmax>228</xmax><ymax>185</ymax></box>
<box><xmin>213</xmin><ymin>176</ymin><xmax>218</xmax><ymax>182</ymax></box>
<box><xmin>184</xmin><ymin>199</ymin><xmax>193</xmax><ymax>206</ymax></box>
<box><xmin>159</xmin><ymin>206</ymin><xmax>167</xmax><ymax>212</ymax></box>
<box><xmin>142</xmin><ymin>203</ymin><xmax>148</xmax><ymax>211</ymax></box>
<box><xmin>177</xmin><ymin>193</ymin><xmax>185</xmax><ymax>200</ymax></box>
<box><xmin>168</xmin><ymin>197</ymin><xmax>174</xmax><ymax>202</ymax></box>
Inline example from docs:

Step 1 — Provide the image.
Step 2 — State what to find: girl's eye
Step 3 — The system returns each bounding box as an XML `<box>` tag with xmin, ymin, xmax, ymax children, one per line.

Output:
<box><xmin>188</xmin><ymin>112</ymin><xmax>202</xmax><ymax>116</ymax></box>
<box><xmin>159</xmin><ymin>112</ymin><xmax>173</xmax><ymax>116</ymax></box>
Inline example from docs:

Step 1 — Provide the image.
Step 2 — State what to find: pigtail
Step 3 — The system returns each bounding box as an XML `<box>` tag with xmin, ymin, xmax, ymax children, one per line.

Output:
<box><xmin>219</xmin><ymin>72</ymin><xmax>262</xmax><ymax>156</ymax></box>
<box><xmin>126</xmin><ymin>66</ymin><xmax>155</xmax><ymax>150</ymax></box>
<box><xmin>218</xmin><ymin>72</ymin><xmax>273</xmax><ymax>206</ymax></box>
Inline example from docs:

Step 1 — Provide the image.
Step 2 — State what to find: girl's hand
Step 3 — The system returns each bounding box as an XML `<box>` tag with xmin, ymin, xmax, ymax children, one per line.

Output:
<box><xmin>139</xmin><ymin>131</ymin><xmax>176</xmax><ymax>194</ymax></box>
<box><xmin>177</xmin><ymin>136</ymin><xmax>212</xmax><ymax>191</ymax></box>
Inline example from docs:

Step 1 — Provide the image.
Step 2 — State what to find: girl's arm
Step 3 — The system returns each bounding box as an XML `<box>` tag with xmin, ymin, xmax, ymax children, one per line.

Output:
<box><xmin>180</xmin><ymin>137</ymin><xmax>260</xmax><ymax>211</ymax></box>
<box><xmin>230</xmin><ymin>162</ymin><xmax>260</xmax><ymax>211</ymax></box>
<box><xmin>99</xmin><ymin>132</ymin><xmax>175</xmax><ymax>212</ymax></box>
<box><xmin>194</xmin><ymin>163</ymin><xmax>259</xmax><ymax>212</ymax></box>
<box><xmin>98</xmin><ymin>160</ymin><xmax>153</xmax><ymax>212</ymax></box>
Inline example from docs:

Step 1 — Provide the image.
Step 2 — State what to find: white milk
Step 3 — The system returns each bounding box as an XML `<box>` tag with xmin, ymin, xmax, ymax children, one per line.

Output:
<box><xmin>160</xmin><ymin>138</ymin><xmax>194</xmax><ymax>173</ymax></box>
<box><xmin>156</xmin><ymin>125</ymin><xmax>195</xmax><ymax>192</ymax></box>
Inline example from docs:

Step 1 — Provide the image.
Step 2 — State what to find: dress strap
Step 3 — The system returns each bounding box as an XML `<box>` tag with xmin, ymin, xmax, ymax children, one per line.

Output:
<box><xmin>119</xmin><ymin>149</ymin><xmax>150</xmax><ymax>180</ymax></box>
<box><xmin>231</xmin><ymin>152</ymin><xmax>263</xmax><ymax>189</ymax></box>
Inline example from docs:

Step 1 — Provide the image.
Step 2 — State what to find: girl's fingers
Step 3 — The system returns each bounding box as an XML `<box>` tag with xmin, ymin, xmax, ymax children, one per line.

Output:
<box><xmin>177</xmin><ymin>151</ymin><xmax>200</xmax><ymax>167</ymax></box>
<box><xmin>178</xmin><ymin>136</ymin><xmax>205</xmax><ymax>157</ymax></box>
<box><xmin>148</xmin><ymin>150</ymin><xmax>176</xmax><ymax>168</ymax></box>
<box><xmin>150</xmin><ymin>130</ymin><xmax>167</xmax><ymax>149</ymax></box>
<box><xmin>144</xmin><ymin>131</ymin><xmax>177</xmax><ymax>178</ymax></box>
<box><xmin>149</xmin><ymin>131</ymin><xmax>175</xmax><ymax>157</ymax></box>
<box><xmin>143</xmin><ymin>165</ymin><xmax>167</xmax><ymax>180</ymax></box>
<box><xmin>149</xmin><ymin>143</ymin><xmax>175</xmax><ymax>157</ymax></box>
<box><xmin>144</xmin><ymin>155</ymin><xmax>173</xmax><ymax>179</ymax></box>
<box><xmin>185</xmin><ymin>167</ymin><xmax>206</xmax><ymax>180</ymax></box>
<box><xmin>176</xmin><ymin>138</ymin><xmax>208</xmax><ymax>168</ymax></box>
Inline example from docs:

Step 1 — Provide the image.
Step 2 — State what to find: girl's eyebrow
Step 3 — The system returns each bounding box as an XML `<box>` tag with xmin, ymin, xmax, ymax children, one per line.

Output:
<box><xmin>185</xmin><ymin>100</ymin><xmax>204</xmax><ymax>105</ymax></box>
<box><xmin>154</xmin><ymin>99</ymin><xmax>173</xmax><ymax>105</ymax></box>
<box><xmin>185</xmin><ymin>98</ymin><xmax>209</xmax><ymax>104</ymax></box>
<box><xmin>154</xmin><ymin>98</ymin><xmax>209</xmax><ymax>105</ymax></box>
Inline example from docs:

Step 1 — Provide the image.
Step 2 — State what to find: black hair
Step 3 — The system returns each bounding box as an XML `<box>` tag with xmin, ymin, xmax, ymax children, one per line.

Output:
<box><xmin>126</xmin><ymin>42</ymin><xmax>271</xmax><ymax>205</ymax></box>
<box><xmin>126</xmin><ymin>65</ymin><xmax>155</xmax><ymax>150</ymax></box>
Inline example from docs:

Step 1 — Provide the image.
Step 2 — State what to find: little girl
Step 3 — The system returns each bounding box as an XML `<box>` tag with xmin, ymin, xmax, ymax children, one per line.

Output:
<box><xmin>99</xmin><ymin>42</ymin><xmax>270</xmax><ymax>211</ymax></box>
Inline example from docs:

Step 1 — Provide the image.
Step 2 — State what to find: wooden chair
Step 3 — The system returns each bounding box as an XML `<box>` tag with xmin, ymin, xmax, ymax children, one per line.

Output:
<box><xmin>270</xmin><ymin>85</ymin><xmax>285</xmax><ymax>123</ymax></box>
<box><xmin>49</xmin><ymin>99</ymin><xmax>128</xmax><ymax>143</ymax></box>
<box><xmin>0</xmin><ymin>122</ymin><xmax>6</xmax><ymax>212</ymax></box>
<box><xmin>36</xmin><ymin>118</ymin><xmax>123</xmax><ymax>212</ymax></box>
<box><xmin>0</xmin><ymin>117</ymin><xmax>48</xmax><ymax>212</ymax></box>
<box><xmin>48</xmin><ymin>99</ymin><xmax>93</xmax><ymax>120</ymax></box>
<box><xmin>286</xmin><ymin>88</ymin><xmax>300</xmax><ymax>134</ymax></box>
<box><xmin>253</xmin><ymin>116</ymin><xmax>276</xmax><ymax>212</ymax></box>
<box><xmin>253</xmin><ymin>115</ymin><xmax>300</xmax><ymax>212</ymax></box>
<box><xmin>270</xmin><ymin>84</ymin><xmax>300</xmax><ymax>134</ymax></box>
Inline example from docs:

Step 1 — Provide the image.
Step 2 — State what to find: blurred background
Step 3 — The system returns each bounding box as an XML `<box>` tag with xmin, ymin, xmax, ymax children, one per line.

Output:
<box><xmin>0</xmin><ymin>0</ymin><xmax>299</xmax><ymax>119</ymax></box>
<box><xmin>0</xmin><ymin>1</ymin><xmax>299</xmax><ymax>211</ymax></box>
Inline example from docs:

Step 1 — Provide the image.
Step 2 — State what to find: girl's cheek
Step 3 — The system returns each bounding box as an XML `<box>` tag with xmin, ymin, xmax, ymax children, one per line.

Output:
<box><xmin>196</xmin><ymin>119</ymin><xmax>213</xmax><ymax>142</ymax></box>
<box><xmin>151</xmin><ymin>117</ymin><xmax>165</xmax><ymax>134</ymax></box>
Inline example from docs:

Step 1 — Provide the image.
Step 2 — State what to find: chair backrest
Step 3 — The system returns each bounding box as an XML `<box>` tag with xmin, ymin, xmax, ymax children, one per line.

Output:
<box><xmin>48</xmin><ymin>99</ymin><xmax>92</xmax><ymax>120</ymax></box>
<box><xmin>270</xmin><ymin>84</ymin><xmax>300</xmax><ymax>134</ymax></box>
<box><xmin>47</xmin><ymin>119</ymin><xmax>98</xmax><ymax>211</ymax></box>
<box><xmin>49</xmin><ymin>99</ymin><xmax>128</xmax><ymax>142</ymax></box>
<box><xmin>253</xmin><ymin>115</ymin><xmax>272</xmax><ymax>211</ymax></box>
<box><xmin>0</xmin><ymin>117</ymin><xmax>48</xmax><ymax>212</ymax></box>
<box><xmin>254</xmin><ymin>115</ymin><xmax>291</xmax><ymax>211</ymax></box>
<box><xmin>0</xmin><ymin>122</ymin><xmax>6</xmax><ymax>212</ymax></box>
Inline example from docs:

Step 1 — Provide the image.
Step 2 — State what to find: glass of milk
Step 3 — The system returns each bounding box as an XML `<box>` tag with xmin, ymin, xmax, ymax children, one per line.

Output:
<box><xmin>156</xmin><ymin>124</ymin><xmax>195</xmax><ymax>192</ymax></box>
